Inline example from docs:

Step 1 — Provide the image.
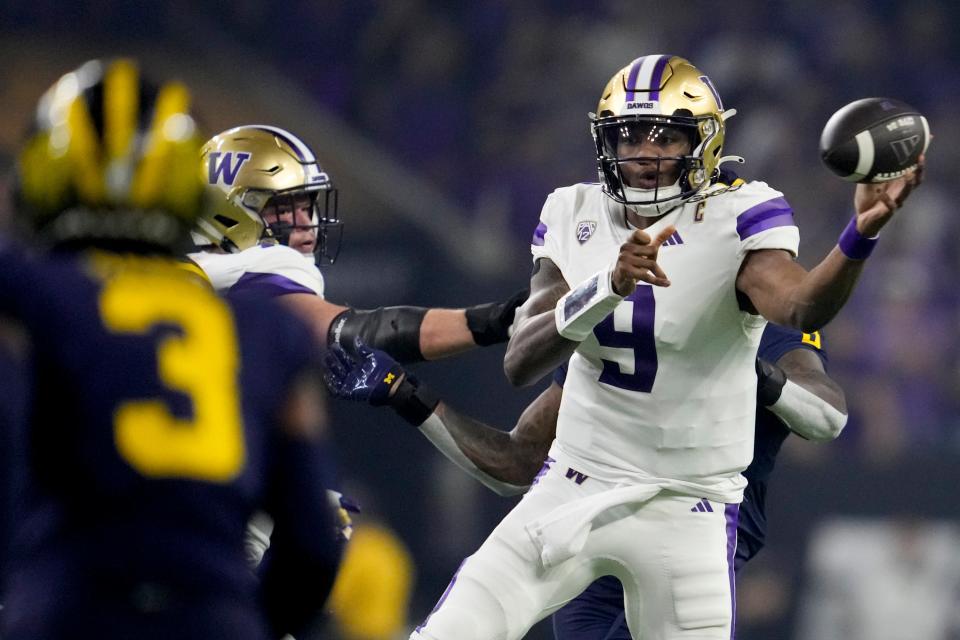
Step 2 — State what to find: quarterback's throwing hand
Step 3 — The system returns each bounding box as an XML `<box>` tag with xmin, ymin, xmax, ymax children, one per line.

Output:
<box><xmin>612</xmin><ymin>225</ymin><xmax>675</xmax><ymax>296</ymax></box>
<box><xmin>854</xmin><ymin>154</ymin><xmax>926</xmax><ymax>237</ymax></box>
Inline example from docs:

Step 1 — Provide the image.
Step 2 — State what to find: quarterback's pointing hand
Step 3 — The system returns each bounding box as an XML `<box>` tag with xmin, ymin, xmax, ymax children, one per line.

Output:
<box><xmin>612</xmin><ymin>225</ymin><xmax>675</xmax><ymax>296</ymax></box>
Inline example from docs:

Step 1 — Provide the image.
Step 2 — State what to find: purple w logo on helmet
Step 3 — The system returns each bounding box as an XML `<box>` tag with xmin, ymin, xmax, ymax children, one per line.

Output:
<box><xmin>207</xmin><ymin>151</ymin><xmax>251</xmax><ymax>186</ymax></box>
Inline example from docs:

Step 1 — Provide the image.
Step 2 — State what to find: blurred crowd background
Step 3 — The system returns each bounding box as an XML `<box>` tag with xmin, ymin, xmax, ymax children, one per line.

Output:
<box><xmin>2</xmin><ymin>1</ymin><xmax>959</xmax><ymax>638</ymax></box>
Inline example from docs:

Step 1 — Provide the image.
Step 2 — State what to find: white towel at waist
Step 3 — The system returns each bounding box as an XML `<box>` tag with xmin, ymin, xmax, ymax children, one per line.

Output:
<box><xmin>524</xmin><ymin>476</ymin><xmax>743</xmax><ymax>569</ymax></box>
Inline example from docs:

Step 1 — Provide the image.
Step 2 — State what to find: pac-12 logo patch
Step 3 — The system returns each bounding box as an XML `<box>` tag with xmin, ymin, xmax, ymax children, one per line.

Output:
<box><xmin>576</xmin><ymin>221</ymin><xmax>597</xmax><ymax>244</ymax></box>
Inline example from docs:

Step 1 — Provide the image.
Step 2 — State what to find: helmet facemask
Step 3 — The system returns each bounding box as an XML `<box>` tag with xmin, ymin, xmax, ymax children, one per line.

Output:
<box><xmin>593</xmin><ymin>116</ymin><xmax>706</xmax><ymax>217</ymax></box>
<box><xmin>261</xmin><ymin>186</ymin><xmax>342</xmax><ymax>266</ymax></box>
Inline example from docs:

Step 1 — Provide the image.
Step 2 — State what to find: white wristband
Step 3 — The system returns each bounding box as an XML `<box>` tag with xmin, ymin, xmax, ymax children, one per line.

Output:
<box><xmin>554</xmin><ymin>265</ymin><xmax>623</xmax><ymax>342</ymax></box>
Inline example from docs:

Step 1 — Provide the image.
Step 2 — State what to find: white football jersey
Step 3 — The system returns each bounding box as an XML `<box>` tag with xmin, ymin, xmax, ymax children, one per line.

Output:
<box><xmin>188</xmin><ymin>243</ymin><xmax>325</xmax><ymax>298</ymax></box>
<box><xmin>531</xmin><ymin>180</ymin><xmax>799</xmax><ymax>484</ymax></box>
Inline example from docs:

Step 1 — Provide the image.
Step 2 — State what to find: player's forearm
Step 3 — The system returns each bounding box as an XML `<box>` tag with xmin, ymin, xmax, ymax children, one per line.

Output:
<box><xmin>780</xmin><ymin>247</ymin><xmax>867</xmax><ymax>331</ymax></box>
<box><xmin>783</xmin><ymin>368</ymin><xmax>847</xmax><ymax>415</ymax></box>
<box><xmin>333</xmin><ymin>292</ymin><xmax>524</xmax><ymax>363</ymax></box>
<box><xmin>746</xmin><ymin>246</ymin><xmax>867</xmax><ymax>332</ymax></box>
<box><xmin>348</xmin><ymin>364</ymin><xmax>529</xmax><ymax>494</ymax></box>
<box><xmin>504</xmin><ymin>310</ymin><xmax>578</xmax><ymax>386</ymax></box>
<box><xmin>768</xmin><ymin>380</ymin><xmax>848</xmax><ymax>442</ymax></box>
<box><xmin>758</xmin><ymin>359</ymin><xmax>848</xmax><ymax>441</ymax></box>
<box><xmin>431</xmin><ymin>403</ymin><xmax>543</xmax><ymax>491</ymax></box>
<box><xmin>419</xmin><ymin>308</ymin><xmax>474</xmax><ymax>360</ymax></box>
<box><xmin>422</xmin><ymin>289</ymin><xmax>530</xmax><ymax>358</ymax></box>
<box><xmin>329</xmin><ymin>305</ymin><xmax>429</xmax><ymax>363</ymax></box>
<box><xmin>330</xmin><ymin>305</ymin><xmax>471</xmax><ymax>362</ymax></box>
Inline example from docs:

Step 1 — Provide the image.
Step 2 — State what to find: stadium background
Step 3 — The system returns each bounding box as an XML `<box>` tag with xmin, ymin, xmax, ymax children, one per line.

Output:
<box><xmin>1</xmin><ymin>1</ymin><xmax>959</xmax><ymax>638</ymax></box>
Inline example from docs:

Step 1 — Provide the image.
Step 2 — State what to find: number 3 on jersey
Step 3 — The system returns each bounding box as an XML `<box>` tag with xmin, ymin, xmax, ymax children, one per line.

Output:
<box><xmin>99</xmin><ymin>273</ymin><xmax>245</xmax><ymax>482</ymax></box>
<box><xmin>592</xmin><ymin>285</ymin><xmax>657</xmax><ymax>392</ymax></box>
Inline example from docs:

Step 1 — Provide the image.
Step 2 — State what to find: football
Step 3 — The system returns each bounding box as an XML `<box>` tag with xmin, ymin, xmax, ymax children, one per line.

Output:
<box><xmin>819</xmin><ymin>97</ymin><xmax>930</xmax><ymax>183</ymax></box>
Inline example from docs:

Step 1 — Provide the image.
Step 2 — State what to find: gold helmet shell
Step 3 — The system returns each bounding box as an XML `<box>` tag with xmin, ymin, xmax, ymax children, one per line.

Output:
<box><xmin>15</xmin><ymin>58</ymin><xmax>205</xmax><ymax>250</ymax></box>
<box><xmin>591</xmin><ymin>54</ymin><xmax>729</xmax><ymax>210</ymax></box>
<box><xmin>196</xmin><ymin>125</ymin><xmax>337</xmax><ymax>257</ymax></box>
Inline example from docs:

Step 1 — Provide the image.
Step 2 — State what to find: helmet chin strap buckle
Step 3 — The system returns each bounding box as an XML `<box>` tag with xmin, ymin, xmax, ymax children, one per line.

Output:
<box><xmin>721</xmin><ymin>108</ymin><xmax>738</xmax><ymax>121</ymax></box>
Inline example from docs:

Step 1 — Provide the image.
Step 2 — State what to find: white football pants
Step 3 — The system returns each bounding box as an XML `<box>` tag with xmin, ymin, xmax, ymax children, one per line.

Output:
<box><xmin>411</xmin><ymin>447</ymin><xmax>738</xmax><ymax>640</ymax></box>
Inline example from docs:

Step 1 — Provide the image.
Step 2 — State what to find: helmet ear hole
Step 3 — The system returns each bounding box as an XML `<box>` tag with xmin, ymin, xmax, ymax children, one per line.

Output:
<box><xmin>214</xmin><ymin>215</ymin><xmax>238</xmax><ymax>228</ymax></box>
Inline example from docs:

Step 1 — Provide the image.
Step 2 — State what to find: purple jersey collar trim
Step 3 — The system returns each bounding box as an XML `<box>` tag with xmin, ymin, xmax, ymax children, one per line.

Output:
<box><xmin>229</xmin><ymin>271</ymin><xmax>317</xmax><ymax>297</ymax></box>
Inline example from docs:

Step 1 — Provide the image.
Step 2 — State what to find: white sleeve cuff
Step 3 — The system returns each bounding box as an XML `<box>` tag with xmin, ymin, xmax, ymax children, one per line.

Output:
<box><xmin>768</xmin><ymin>379</ymin><xmax>847</xmax><ymax>442</ymax></box>
<box><xmin>554</xmin><ymin>265</ymin><xmax>623</xmax><ymax>342</ymax></box>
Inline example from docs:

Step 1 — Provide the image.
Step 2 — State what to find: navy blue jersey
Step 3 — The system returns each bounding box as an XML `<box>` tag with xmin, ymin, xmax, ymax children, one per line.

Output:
<box><xmin>735</xmin><ymin>324</ymin><xmax>826</xmax><ymax>566</ymax></box>
<box><xmin>551</xmin><ymin>323</ymin><xmax>827</xmax><ymax>640</ymax></box>
<box><xmin>0</xmin><ymin>247</ymin><xmax>338</xmax><ymax>640</ymax></box>
<box><xmin>0</xmin><ymin>329</ymin><xmax>30</xmax><ymax>584</ymax></box>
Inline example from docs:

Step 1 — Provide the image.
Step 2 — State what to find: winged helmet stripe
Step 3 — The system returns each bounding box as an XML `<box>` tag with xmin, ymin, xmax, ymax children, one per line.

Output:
<box><xmin>250</xmin><ymin>124</ymin><xmax>316</xmax><ymax>163</ymax></box>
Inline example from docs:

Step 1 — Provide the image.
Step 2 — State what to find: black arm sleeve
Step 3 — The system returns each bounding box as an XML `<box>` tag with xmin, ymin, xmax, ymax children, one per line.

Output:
<box><xmin>756</xmin><ymin>357</ymin><xmax>787</xmax><ymax>407</ymax></box>
<box><xmin>464</xmin><ymin>288</ymin><xmax>529</xmax><ymax>346</ymax></box>
<box><xmin>327</xmin><ymin>306</ymin><xmax>428</xmax><ymax>364</ymax></box>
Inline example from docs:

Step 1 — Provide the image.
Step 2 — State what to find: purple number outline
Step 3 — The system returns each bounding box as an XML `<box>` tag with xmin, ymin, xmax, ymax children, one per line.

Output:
<box><xmin>592</xmin><ymin>285</ymin><xmax>657</xmax><ymax>392</ymax></box>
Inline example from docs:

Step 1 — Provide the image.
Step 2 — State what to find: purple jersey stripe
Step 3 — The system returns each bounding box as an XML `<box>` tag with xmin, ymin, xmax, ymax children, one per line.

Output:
<box><xmin>230</xmin><ymin>272</ymin><xmax>317</xmax><ymax>297</ymax></box>
<box><xmin>648</xmin><ymin>55</ymin><xmax>671</xmax><ymax>102</ymax></box>
<box><xmin>725</xmin><ymin>503</ymin><xmax>740</xmax><ymax>640</ymax></box>
<box><xmin>735</xmin><ymin>197</ymin><xmax>795</xmax><ymax>240</ymax></box>
<box><xmin>624</xmin><ymin>56</ymin><xmax>646</xmax><ymax>101</ymax></box>
<box><xmin>738</xmin><ymin>211</ymin><xmax>796</xmax><ymax>241</ymax></box>
<box><xmin>532</xmin><ymin>221</ymin><xmax>548</xmax><ymax>246</ymax></box>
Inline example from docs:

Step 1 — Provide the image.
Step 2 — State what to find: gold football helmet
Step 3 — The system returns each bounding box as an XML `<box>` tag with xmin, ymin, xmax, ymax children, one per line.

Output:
<box><xmin>196</xmin><ymin>125</ymin><xmax>341</xmax><ymax>264</ymax></box>
<box><xmin>15</xmin><ymin>58</ymin><xmax>205</xmax><ymax>250</ymax></box>
<box><xmin>591</xmin><ymin>54</ymin><xmax>732</xmax><ymax>216</ymax></box>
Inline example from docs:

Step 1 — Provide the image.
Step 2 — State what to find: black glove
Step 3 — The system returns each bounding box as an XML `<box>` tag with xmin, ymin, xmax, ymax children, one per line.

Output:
<box><xmin>756</xmin><ymin>357</ymin><xmax>787</xmax><ymax>407</ymax></box>
<box><xmin>465</xmin><ymin>287</ymin><xmax>530</xmax><ymax>346</ymax></box>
